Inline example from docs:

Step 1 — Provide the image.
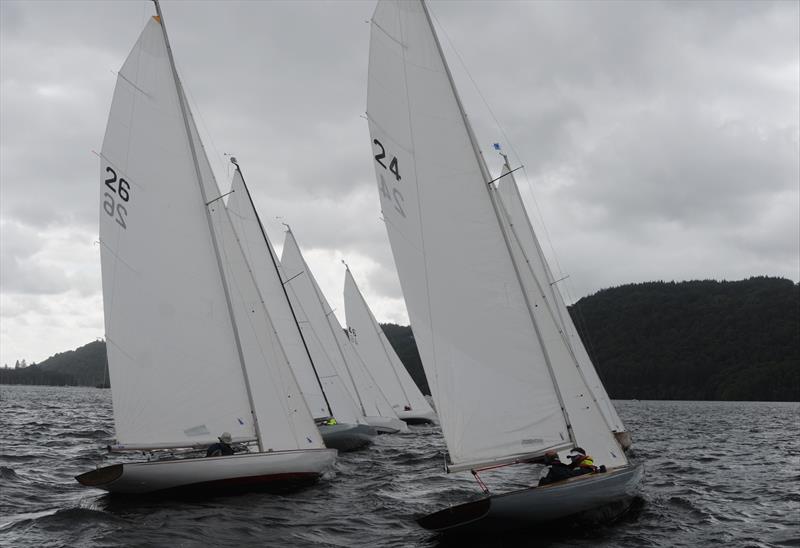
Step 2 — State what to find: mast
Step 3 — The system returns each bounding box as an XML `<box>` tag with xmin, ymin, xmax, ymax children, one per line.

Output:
<box><xmin>231</xmin><ymin>160</ymin><xmax>334</xmax><ymax>419</ymax></box>
<box><xmin>285</xmin><ymin>228</ymin><xmax>369</xmax><ymax>417</ymax></box>
<box><xmin>419</xmin><ymin>0</ymin><xmax>576</xmax><ymax>448</ymax></box>
<box><xmin>345</xmin><ymin>264</ymin><xmax>412</xmax><ymax>407</ymax></box>
<box><xmin>152</xmin><ymin>0</ymin><xmax>263</xmax><ymax>451</ymax></box>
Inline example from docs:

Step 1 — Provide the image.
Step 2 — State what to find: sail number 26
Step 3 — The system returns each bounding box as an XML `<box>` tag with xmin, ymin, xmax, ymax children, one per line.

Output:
<box><xmin>373</xmin><ymin>139</ymin><xmax>405</xmax><ymax>218</ymax></box>
<box><xmin>103</xmin><ymin>167</ymin><xmax>130</xmax><ymax>229</ymax></box>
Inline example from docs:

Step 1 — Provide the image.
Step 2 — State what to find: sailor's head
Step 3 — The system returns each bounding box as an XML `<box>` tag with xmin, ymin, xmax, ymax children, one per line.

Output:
<box><xmin>543</xmin><ymin>450</ymin><xmax>560</xmax><ymax>464</ymax></box>
<box><xmin>218</xmin><ymin>432</ymin><xmax>232</xmax><ymax>444</ymax></box>
<box><xmin>568</xmin><ymin>447</ymin><xmax>586</xmax><ymax>461</ymax></box>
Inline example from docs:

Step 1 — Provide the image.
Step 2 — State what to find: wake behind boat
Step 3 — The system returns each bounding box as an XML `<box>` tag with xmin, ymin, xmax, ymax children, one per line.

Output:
<box><xmin>77</xmin><ymin>2</ymin><xmax>335</xmax><ymax>495</ymax></box>
<box><xmin>365</xmin><ymin>0</ymin><xmax>641</xmax><ymax>531</ymax></box>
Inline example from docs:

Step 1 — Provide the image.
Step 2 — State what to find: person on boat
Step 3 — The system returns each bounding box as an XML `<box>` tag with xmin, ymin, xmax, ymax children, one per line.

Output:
<box><xmin>567</xmin><ymin>447</ymin><xmax>605</xmax><ymax>475</ymax></box>
<box><xmin>321</xmin><ymin>417</ymin><xmax>338</xmax><ymax>426</ymax></box>
<box><xmin>206</xmin><ymin>432</ymin><xmax>236</xmax><ymax>457</ymax></box>
<box><xmin>537</xmin><ymin>450</ymin><xmax>573</xmax><ymax>486</ymax></box>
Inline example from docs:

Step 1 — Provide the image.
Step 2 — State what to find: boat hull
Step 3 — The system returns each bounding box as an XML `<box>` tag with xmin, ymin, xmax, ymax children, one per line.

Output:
<box><xmin>319</xmin><ymin>423</ymin><xmax>376</xmax><ymax>452</ymax></box>
<box><xmin>75</xmin><ymin>448</ymin><xmax>337</xmax><ymax>495</ymax></box>
<box><xmin>397</xmin><ymin>409</ymin><xmax>438</xmax><ymax>425</ymax></box>
<box><xmin>417</xmin><ymin>463</ymin><xmax>644</xmax><ymax>532</ymax></box>
<box><xmin>364</xmin><ymin>415</ymin><xmax>410</xmax><ymax>434</ymax></box>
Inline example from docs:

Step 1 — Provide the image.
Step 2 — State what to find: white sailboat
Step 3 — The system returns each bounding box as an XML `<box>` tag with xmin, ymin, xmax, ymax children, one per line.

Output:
<box><xmin>493</xmin><ymin>154</ymin><xmax>631</xmax><ymax>451</ymax></box>
<box><xmin>343</xmin><ymin>265</ymin><xmax>438</xmax><ymax>425</ymax></box>
<box><xmin>366</xmin><ymin>0</ymin><xmax>642</xmax><ymax>530</ymax></box>
<box><xmin>76</xmin><ymin>4</ymin><xmax>335</xmax><ymax>494</ymax></box>
<box><xmin>225</xmin><ymin>161</ymin><xmax>379</xmax><ymax>450</ymax></box>
<box><xmin>281</xmin><ymin>230</ymin><xmax>408</xmax><ymax>435</ymax></box>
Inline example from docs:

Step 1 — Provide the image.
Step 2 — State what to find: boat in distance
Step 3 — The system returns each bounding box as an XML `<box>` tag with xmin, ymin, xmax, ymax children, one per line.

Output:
<box><xmin>319</xmin><ymin>423</ymin><xmax>377</xmax><ymax>451</ymax></box>
<box><xmin>418</xmin><ymin>463</ymin><xmax>644</xmax><ymax>532</ymax></box>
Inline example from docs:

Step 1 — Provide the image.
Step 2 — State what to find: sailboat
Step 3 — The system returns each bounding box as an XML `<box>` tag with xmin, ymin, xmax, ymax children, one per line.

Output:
<box><xmin>365</xmin><ymin>0</ymin><xmax>642</xmax><ymax>530</ymax></box>
<box><xmin>225</xmin><ymin>161</ymin><xmax>379</xmax><ymax>450</ymax></box>
<box><xmin>76</xmin><ymin>3</ymin><xmax>335</xmax><ymax>494</ymax></box>
<box><xmin>343</xmin><ymin>265</ymin><xmax>438</xmax><ymax>425</ymax></box>
<box><xmin>281</xmin><ymin>230</ymin><xmax>409</xmax><ymax>435</ymax></box>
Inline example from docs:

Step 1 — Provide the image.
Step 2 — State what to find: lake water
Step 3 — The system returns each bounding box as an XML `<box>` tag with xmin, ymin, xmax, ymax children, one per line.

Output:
<box><xmin>1</xmin><ymin>385</ymin><xmax>798</xmax><ymax>547</ymax></box>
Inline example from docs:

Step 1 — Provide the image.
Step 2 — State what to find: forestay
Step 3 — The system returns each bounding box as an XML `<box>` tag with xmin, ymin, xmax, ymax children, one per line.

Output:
<box><xmin>100</xmin><ymin>17</ymin><xmax>321</xmax><ymax>452</ymax></box>
<box><xmin>494</xmin><ymin>163</ymin><xmax>626</xmax><ymax>434</ymax></box>
<box><xmin>226</xmin><ymin>169</ymin><xmax>330</xmax><ymax>420</ymax></box>
<box><xmin>344</xmin><ymin>267</ymin><xmax>434</xmax><ymax>417</ymax></box>
<box><xmin>366</xmin><ymin>0</ymin><xmax>572</xmax><ymax>471</ymax></box>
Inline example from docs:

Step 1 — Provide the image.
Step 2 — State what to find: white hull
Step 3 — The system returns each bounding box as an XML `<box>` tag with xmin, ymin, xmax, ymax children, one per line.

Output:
<box><xmin>76</xmin><ymin>448</ymin><xmax>336</xmax><ymax>495</ymax></box>
<box><xmin>364</xmin><ymin>415</ymin><xmax>410</xmax><ymax>434</ymax></box>
<box><xmin>397</xmin><ymin>409</ymin><xmax>438</xmax><ymax>425</ymax></box>
<box><xmin>418</xmin><ymin>463</ymin><xmax>644</xmax><ymax>532</ymax></box>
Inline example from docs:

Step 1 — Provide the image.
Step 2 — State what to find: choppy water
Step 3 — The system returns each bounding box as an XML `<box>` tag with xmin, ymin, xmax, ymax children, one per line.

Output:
<box><xmin>0</xmin><ymin>385</ymin><xmax>798</xmax><ymax>547</ymax></box>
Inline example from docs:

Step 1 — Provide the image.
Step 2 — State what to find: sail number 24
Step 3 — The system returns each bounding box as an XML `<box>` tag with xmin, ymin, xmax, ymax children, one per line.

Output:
<box><xmin>373</xmin><ymin>139</ymin><xmax>405</xmax><ymax>218</ymax></box>
<box><xmin>103</xmin><ymin>166</ymin><xmax>130</xmax><ymax>229</ymax></box>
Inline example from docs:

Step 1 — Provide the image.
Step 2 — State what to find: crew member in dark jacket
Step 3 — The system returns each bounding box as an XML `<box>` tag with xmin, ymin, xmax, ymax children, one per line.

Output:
<box><xmin>206</xmin><ymin>432</ymin><xmax>236</xmax><ymax>457</ymax></box>
<box><xmin>537</xmin><ymin>451</ymin><xmax>573</xmax><ymax>486</ymax></box>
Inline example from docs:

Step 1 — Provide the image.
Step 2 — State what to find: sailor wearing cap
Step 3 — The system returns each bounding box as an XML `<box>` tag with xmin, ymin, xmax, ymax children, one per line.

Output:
<box><xmin>205</xmin><ymin>432</ymin><xmax>236</xmax><ymax>457</ymax></box>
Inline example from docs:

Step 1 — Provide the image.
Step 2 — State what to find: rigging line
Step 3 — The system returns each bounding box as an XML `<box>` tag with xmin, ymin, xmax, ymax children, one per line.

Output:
<box><xmin>427</xmin><ymin>7</ymin><xmax>522</xmax><ymax>167</ymax></box>
<box><xmin>429</xmin><ymin>4</ymin><xmax>573</xmax><ymax>308</ymax></box>
<box><xmin>430</xmin><ymin>5</ymin><xmax>600</xmax><ymax>384</ymax></box>
<box><xmin>180</xmin><ymin>71</ymin><xmax>230</xmax><ymax>192</ymax></box>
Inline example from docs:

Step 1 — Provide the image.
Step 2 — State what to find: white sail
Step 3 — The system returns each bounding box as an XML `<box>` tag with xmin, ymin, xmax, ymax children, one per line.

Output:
<box><xmin>280</xmin><ymin>231</ymin><xmax>399</xmax><ymax>423</ymax></box>
<box><xmin>276</xmin><ymin>232</ymin><xmax>364</xmax><ymax>425</ymax></box>
<box><xmin>492</xmin><ymin>170</ymin><xmax>627</xmax><ymax>469</ymax></box>
<box><xmin>367</xmin><ymin>1</ymin><xmax>573</xmax><ymax>471</ymax></box>
<box><xmin>494</xmin><ymin>163</ymin><xmax>626</xmax><ymax>434</ymax></box>
<box><xmin>343</xmin><ymin>267</ymin><xmax>434</xmax><ymax>418</ymax></box>
<box><xmin>226</xmin><ymin>169</ymin><xmax>331</xmax><ymax>420</ymax></box>
<box><xmin>100</xmin><ymin>16</ymin><xmax>322</xmax><ymax>452</ymax></box>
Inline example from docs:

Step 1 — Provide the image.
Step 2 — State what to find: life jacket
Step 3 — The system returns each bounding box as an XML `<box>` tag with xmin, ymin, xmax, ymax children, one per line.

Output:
<box><xmin>573</xmin><ymin>454</ymin><xmax>596</xmax><ymax>471</ymax></box>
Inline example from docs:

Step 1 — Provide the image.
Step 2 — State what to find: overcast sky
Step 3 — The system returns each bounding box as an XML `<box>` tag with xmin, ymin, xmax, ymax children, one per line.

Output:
<box><xmin>1</xmin><ymin>0</ymin><xmax>797</xmax><ymax>367</ymax></box>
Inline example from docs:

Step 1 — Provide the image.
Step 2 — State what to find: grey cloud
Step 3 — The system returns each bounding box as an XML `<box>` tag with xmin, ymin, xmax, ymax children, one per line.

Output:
<box><xmin>0</xmin><ymin>0</ymin><xmax>797</xmax><ymax>365</ymax></box>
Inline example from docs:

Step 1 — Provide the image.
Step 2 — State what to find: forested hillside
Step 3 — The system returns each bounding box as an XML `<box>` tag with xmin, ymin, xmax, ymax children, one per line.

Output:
<box><xmin>570</xmin><ymin>277</ymin><xmax>798</xmax><ymax>401</ymax></box>
<box><xmin>2</xmin><ymin>277</ymin><xmax>797</xmax><ymax>401</ymax></box>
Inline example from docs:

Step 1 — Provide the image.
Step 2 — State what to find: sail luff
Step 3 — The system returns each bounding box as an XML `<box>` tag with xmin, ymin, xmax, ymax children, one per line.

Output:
<box><xmin>418</xmin><ymin>0</ymin><xmax>576</xmax><ymax>449</ymax></box>
<box><xmin>151</xmin><ymin>2</ymin><xmax>262</xmax><ymax>451</ymax></box>
<box><xmin>233</xmin><ymin>165</ymin><xmax>334</xmax><ymax>419</ymax></box>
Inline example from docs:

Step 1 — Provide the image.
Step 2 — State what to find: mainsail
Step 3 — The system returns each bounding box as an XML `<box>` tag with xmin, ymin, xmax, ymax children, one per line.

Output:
<box><xmin>100</xmin><ymin>16</ymin><xmax>322</xmax><ymax>452</ymax></box>
<box><xmin>366</xmin><ymin>0</ymin><xmax>626</xmax><ymax>471</ymax></box>
<box><xmin>343</xmin><ymin>266</ymin><xmax>434</xmax><ymax>418</ymax></box>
